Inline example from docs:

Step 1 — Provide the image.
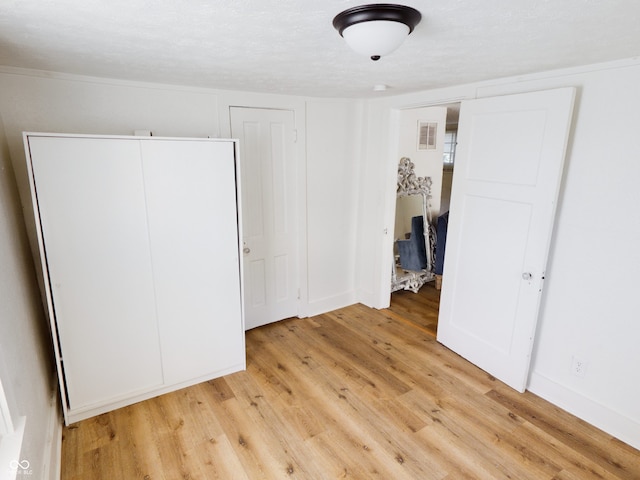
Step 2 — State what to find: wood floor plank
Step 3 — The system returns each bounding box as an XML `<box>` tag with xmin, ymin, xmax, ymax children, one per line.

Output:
<box><xmin>417</xmin><ymin>413</ymin><xmax>524</xmax><ymax>480</ymax></box>
<box><xmin>486</xmin><ymin>386</ymin><xmax>640</xmax><ymax>480</ymax></box>
<box><xmin>186</xmin><ymin>435</ymin><xmax>251</xmax><ymax>480</ymax></box>
<box><xmin>516</xmin><ymin>422</ymin><xmax>626</xmax><ymax>480</ymax></box>
<box><xmin>112</xmin><ymin>402</ymin><xmax>166</xmax><ymax>480</ymax></box>
<box><xmin>61</xmin><ymin>295</ymin><xmax>640</xmax><ymax>479</ymax></box>
<box><xmin>403</xmin><ymin>390</ymin><xmax>542</xmax><ymax>480</ymax></box>
<box><xmin>331</xmin><ymin>304</ymin><xmax>499</xmax><ymax>397</ymax></box>
<box><xmin>389</xmin><ymin>283</ymin><xmax>440</xmax><ymax>334</ymax></box>
<box><xmin>249</xmin><ymin>318</ymin><xmax>449</xmax><ymax>479</ymax></box>
<box><xmin>221</xmin><ymin>373</ymin><xmax>329</xmax><ymax>479</ymax></box>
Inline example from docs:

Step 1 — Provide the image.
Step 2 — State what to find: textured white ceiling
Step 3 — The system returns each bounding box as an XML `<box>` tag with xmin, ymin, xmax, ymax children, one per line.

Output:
<box><xmin>1</xmin><ymin>0</ymin><xmax>640</xmax><ymax>98</ymax></box>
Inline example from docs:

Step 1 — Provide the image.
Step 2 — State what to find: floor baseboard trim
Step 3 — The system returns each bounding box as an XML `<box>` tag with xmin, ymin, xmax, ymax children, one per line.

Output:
<box><xmin>305</xmin><ymin>291</ymin><xmax>356</xmax><ymax>317</ymax></box>
<box><xmin>0</xmin><ymin>415</ymin><xmax>26</xmax><ymax>480</ymax></box>
<box><xmin>42</xmin><ymin>384</ymin><xmax>62</xmax><ymax>480</ymax></box>
<box><xmin>528</xmin><ymin>371</ymin><xmax>640</xmax><ymax>451</ymax></box>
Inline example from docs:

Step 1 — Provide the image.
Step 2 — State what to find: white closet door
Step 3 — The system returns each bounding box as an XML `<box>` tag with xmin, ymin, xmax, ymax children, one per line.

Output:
<box><xmin>29</xmin><ymin>137</ymin><xmax>163</xmax><ymax>409</ymax></box>
<box><xmin>230</xmin><ymin>107</ymin><xmax>298</xmax><ymax>330</ymax></box>
<box><xmin>141</xmin><ymin>140</ymin><xmax>245</xmax><ymax>384</ymax></box>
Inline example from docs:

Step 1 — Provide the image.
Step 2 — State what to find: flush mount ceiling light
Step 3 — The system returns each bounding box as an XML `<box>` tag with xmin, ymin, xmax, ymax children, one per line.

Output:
<box><xmin>333</xmin><ymin>4</ymin><xmax>421</xmax><ymax>61</ymax></box>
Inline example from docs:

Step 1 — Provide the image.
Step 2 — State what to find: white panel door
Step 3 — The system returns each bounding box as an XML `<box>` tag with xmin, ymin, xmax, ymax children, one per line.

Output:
<box><xmin>437</xmin><ymin>88</ymin><xmax>575</xmax><ymax>392</ymax></box>
<box><xmin>28</xmin><ymin>136</ymin><xmax>163</xmax><ymax>409</ymax></box>
<box><xmin>230</xmin><ymin>107</ymin><xmax>298</xmax><ymax>329</ymax></box>
<box><xmin>140</xmin><ymin>139</ymin><xmax>245</xmax><ymax>384</ymax></box>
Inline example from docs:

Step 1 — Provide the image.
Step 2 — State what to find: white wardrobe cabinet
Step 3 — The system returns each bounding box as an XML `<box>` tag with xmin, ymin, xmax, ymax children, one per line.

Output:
<box><xmin>24</xmin><ymin>133</ymin><xmax>245</xmax><ymax>424</ymax></box>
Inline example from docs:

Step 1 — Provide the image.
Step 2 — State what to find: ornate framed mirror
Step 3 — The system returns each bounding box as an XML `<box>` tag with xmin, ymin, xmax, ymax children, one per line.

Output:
<box><xmin>391</xmin><ymin>157</ymin><xmax>436</xmax><ymax>293</ymax></box>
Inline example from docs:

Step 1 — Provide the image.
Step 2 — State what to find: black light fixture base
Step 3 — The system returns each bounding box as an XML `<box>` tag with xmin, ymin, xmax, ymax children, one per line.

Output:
<box><xmin>332</xmin><ymin>4</ymin><xmax>422</xmax><ymax>37</ymax></box>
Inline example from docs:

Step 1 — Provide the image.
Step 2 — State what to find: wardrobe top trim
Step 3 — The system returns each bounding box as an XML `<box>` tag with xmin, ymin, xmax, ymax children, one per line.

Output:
<box><xmin>23</xmin><ymin>132</ymin><xmax>237</xmax><ymax>143</ymax></box>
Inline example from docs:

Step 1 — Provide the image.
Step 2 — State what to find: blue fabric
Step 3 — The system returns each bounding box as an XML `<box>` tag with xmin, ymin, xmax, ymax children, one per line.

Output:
<box><xmin>435</xmin><ymin>211</ymin><xmax>449</xmax><ymax>275</ymax></box>
<box><xmin>397</xmin><ymin>216</ymin><xmax>427</xmax><ymax>271</ymax></box>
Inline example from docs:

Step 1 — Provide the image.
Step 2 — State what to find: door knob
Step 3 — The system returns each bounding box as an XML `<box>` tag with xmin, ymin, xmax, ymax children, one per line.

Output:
<box><xmin>243</xmin><ymin>247</ymin><xmax>251</xmax><ymax>254</ymax></box>
<box><xmin>522</xmin><ymin>272</ymin><xmax>532</xmax><ymax>280</ymax></box>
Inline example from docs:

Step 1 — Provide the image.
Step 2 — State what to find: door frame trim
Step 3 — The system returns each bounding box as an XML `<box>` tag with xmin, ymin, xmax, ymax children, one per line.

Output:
<box><xmin>378</xmin><ymin>98</ymin><xmax>467</xmax><ymax>310</ymax></box>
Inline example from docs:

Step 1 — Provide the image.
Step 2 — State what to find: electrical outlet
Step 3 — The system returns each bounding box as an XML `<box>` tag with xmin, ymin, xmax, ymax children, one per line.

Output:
<box><xmin>571</xmin><ymin>356</ymin><xmax>588</xmax><ymax>378</ymax></box>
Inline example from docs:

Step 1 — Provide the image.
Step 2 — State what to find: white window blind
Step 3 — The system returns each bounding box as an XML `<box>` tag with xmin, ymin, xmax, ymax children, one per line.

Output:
<box><xmin>418</xmin><ymin>121</ymin><xmax>437</xmax><ymax>150</ymax></box>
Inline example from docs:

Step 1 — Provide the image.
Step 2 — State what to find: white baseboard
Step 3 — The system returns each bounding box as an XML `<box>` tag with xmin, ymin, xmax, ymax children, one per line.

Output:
<box><xmin>42</xmin><ymin>385</ymin><xmax>62</xmax><ymax>480</ymax></box>
<box><xmin>305</xmin><ymin>291</ymin><xmax>357</xmax><ymax>318</ymax></box>
<box><xmin>528</xmin><ymin>371</ymin><xmax>640</xmax><ymax>451</ymax></box>
<box><xmin>0</xmin><ymin>415</ymin><xmax>26</xmax><ymax>480</ymax></box>
<box><xmin>354</xmin><ymin>289</ymin><xmax>378</xmax><ymax>310</ymax></box>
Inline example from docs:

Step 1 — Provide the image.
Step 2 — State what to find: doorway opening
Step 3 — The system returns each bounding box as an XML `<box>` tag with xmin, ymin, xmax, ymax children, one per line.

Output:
<box><xmin>389</xmin><ymin>103</ymin><xmax>460</xmax><ymax>337</ymax></box>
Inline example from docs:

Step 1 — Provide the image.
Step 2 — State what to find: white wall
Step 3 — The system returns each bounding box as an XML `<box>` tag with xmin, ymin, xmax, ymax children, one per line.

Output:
<box><xmin>0</xmin><ymin>68</ymin><xmax>219</xmax><ymax>234</ymax></box>
<box><xmin>397</xmin><ymin>106</ymin><xmax>448</xmax><ymax>219</ymax></box>
<box><xmin>0</xmin><ymin>110</ymin><xmax>58</xmax><ymax>479</ymax></box>
<box><xmin>305</xmin><ymin>100</ymin><xmax>362</xmax><ymax>315</ymax></box>
<box><xmin>354</xmin><ymin>102</ymin><xmax>398</xmax><ymax>307</ymax></box>
<box><xmin>356</xmin><ymin>58</ymin><xmax>640</xmax><ymax>450</ymax></box>
<box><xmin>0</xmin><ymin>68</ymin><xmax>361</xmax><ymax>321</ymax></box>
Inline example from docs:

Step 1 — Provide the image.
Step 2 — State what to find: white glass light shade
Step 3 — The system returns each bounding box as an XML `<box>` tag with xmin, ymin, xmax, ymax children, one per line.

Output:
<box><xmin>342</xmin><ymin>20</ymin><xmax>410</xmax><ymax>58</ymax></box>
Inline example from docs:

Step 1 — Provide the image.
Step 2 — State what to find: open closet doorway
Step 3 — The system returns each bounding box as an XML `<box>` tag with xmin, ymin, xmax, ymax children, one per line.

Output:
<box><xmin>388</xmin><ymin>103</ymin><xmax>460</xmax><ymax>337</ymax></box>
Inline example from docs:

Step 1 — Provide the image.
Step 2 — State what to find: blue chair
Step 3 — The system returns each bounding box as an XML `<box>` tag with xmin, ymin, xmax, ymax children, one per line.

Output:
<box><xmin>396</xmin><ymin>215</ymin><xmax>427</xmax><ymax>271</ymax></box>
<box><xmin>435</xmin><ymin>211</ymin><xmax>449</xmax><ymax>275</ymax></box>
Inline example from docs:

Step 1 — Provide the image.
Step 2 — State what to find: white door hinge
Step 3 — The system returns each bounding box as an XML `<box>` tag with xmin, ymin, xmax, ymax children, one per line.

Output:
<box><xmin>293</xmin><ymin>129</ymin><xmax>298</xmax><ymax>143</ymax></box>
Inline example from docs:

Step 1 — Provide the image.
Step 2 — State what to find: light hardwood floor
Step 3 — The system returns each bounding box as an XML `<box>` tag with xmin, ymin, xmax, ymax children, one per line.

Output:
<box><xmin>61</xmin><ymin>296</ymin><xmax>640</xmax><ymax>479</ymax></box>
<box><xmin>388</xmin><ymin>282</ymin><xmax>441</xmax><ymax>337</ymax></box>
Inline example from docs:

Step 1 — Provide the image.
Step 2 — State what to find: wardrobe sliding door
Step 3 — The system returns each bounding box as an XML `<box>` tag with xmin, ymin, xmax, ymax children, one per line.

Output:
<box><xmin>28</xmin><ymin>137</ymin><xmax>163</xmax><ymax>409</ymax></box>
<box><xmin>141</xmin><ymin>140</ymin><xmax>244</xmax><ymax>385</ymax></box>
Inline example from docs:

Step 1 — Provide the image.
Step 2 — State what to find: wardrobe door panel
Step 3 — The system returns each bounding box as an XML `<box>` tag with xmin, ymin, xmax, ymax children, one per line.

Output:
<box><xmin>29</xmin><ymin>137</ymin><xmax>163</xmax><ymax>409</ymax></box>
<box><xmin>141</xmin><ymin>140</ymin><xmax>245</xmax><ymax>384</ymax></box>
